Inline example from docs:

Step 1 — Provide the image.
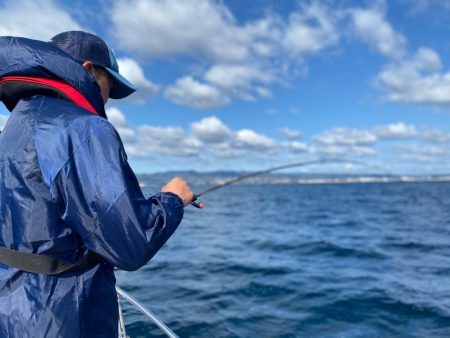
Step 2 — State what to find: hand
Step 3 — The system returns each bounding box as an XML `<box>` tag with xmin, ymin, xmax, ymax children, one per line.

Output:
<box><xmin>161</xmin><ymin>176</ymin><xmax>194</xmax><ymax>207</ymax></box>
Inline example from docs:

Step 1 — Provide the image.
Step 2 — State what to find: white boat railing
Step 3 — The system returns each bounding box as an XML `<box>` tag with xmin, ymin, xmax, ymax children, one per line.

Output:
<box><xmin>116</xmin><ymin>286</ymin><xmax>179</xmax><ymax>338</ymax></box>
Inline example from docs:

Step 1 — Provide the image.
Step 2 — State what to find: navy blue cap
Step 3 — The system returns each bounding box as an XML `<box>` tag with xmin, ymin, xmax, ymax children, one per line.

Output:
<box><xmin>50</xmin><ymin>31</ymin><xmax>136</xmax><ymax>99</ymax></box>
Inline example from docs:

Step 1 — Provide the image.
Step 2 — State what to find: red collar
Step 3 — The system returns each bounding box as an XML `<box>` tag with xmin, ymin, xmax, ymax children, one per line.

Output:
<box><xmin>0</xmin><ymin>76</ymin><xmax>99</xmax><ymax>115</ymax></box>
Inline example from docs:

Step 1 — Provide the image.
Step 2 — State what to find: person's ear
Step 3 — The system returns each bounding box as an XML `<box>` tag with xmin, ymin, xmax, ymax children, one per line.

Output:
<box><xmin>82</xmin><ymin>61</ymin><xmax>95</xmax><ymax>77</ymax></box>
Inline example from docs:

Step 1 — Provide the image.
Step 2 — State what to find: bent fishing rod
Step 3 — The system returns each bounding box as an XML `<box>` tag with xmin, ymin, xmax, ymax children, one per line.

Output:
<box><xmin>190</xmin><ymin>158</ymin><xmax>388</xmax><ymax>208</ymax></box>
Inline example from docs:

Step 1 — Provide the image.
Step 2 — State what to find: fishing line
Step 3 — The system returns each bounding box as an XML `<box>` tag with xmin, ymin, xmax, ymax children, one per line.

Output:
<box><xmin>190</xmin><ymin>158</ymin><xmax>389</xmax><ymax>208</ymax></box>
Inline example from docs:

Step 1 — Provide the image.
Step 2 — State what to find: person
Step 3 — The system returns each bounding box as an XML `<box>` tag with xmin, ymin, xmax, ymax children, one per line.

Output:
<box><xmin>0</xmin><ymin>31</ymin><xmax>193</xmax><ymax>337</ymax></box>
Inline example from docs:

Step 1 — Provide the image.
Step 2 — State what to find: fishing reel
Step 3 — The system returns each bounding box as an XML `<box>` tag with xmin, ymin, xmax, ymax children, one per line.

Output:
<box><xmin>190</xmin><ymin>194</ymin><xmax>204</xmax><ymax>209</ymax></box>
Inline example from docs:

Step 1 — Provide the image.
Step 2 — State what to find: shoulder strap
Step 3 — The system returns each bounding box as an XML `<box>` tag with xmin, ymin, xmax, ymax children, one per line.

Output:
<box><xmin>0</xmin><ymin>247</ymin><xmax>99</xmax><ymax>275</ymax></box>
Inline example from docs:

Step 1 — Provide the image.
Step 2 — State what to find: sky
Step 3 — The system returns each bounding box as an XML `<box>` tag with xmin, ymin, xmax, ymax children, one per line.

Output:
<box><xmin>1</xmin><ymin>0</ymin><xmax>450</xmax><ymax>175</ymax></box>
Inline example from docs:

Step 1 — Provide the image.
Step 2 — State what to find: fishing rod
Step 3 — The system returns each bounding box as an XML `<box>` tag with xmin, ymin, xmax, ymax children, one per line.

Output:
<box><xmin>190</xmin><ymin>158</ymin><xmax>388</xmax><ymax>208</ymax></box>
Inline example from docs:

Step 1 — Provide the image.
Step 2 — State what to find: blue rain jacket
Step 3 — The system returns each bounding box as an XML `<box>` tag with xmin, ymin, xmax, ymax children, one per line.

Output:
<box><xmin>0</xmin><ymin>37</ymin><xmax>184</xmax><ymax>337</ymax></box>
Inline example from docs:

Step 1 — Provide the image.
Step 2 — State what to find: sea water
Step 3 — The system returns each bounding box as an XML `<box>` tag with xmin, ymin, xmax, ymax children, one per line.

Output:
<box><xmin>116</xmin><ymin>181</ymin><xmax>450</xmax><ymax>337</ymax></box>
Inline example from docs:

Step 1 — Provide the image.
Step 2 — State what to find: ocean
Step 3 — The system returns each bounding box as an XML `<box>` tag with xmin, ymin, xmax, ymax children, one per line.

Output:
<box><xmin>116</xmin><ymin>180</ymin><xmax>450</xmax><ymax>337</ymax></box>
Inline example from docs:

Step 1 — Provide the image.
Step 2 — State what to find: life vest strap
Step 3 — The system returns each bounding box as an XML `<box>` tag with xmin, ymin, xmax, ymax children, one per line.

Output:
<box><xmin>0</xmin><ymin>247</ymin><xmax>100</xmax><ymax>275</ymax></box>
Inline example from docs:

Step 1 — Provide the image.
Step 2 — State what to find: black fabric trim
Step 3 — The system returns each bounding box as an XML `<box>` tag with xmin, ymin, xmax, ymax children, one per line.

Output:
<box><xmin>0</xmin><ymin>81</ymin><xmax>73</xmax><ymax>111</ymax></box>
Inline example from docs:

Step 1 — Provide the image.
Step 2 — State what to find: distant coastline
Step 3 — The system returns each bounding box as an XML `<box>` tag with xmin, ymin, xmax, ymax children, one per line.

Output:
<box><xmin>137</xmin><ymin>171</ymin><xmax>450</xmax><ymax>187</ymax></box>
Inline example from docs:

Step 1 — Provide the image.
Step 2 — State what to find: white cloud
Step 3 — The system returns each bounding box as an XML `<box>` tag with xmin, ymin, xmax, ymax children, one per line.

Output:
<box><xmin>311</xmin><ymin>127</ymin><xmax>377</xmax><ymax>159</ymax></box>
<box><xmin>377</xmin><ymin>48</ymin><xmax>450</xmax><ymax>104</ymax></box>
<box><xmin>347</xmin><ymin>5</ymin><xmax>450</xmax><ymax>109</ymax></box>
<box><xmin>402</xmin><ymin>0</ymin><xmax>450</xmax><ymax>16</ymax></box>
<box><xmin>164</xmin><ymin>76</ymin><xmax>230</xmax><ymax>110</ymax></box>
<box><xmin>371</xmin><ymin>122</ymin><xmax>450</xmax><ymax>143</ymax></box>
<box><xmin>205</xmin><ymin>63</ymin><xmax>274</xmax><ymax>90</ymax></box>
<box><xmin>116</xmin><ymin>58</ymin><xmax>160</xmax><ymax>104</ymax></box>
<box><xmin>191</xmin><ymin>116</ymin><xmax>232</xmax><ymax>143</ymax></box>
<box><xmin>139</xmin><ymin>125</ymin><xmax>185</xmax><ymax>145</ymax></box>
<box><xmin>234</xmin><ymin>129</ymin><xmax>277</xmax><ymax>151</ymax></box>
<box><xmin>207</xmin><ymin>144</ymin><xmax>246</xmax><ymax>158</ymax></box>
<box><xmin>314</xmin><ymin>127</ymin><xmax>377</xmax><ymax>146</ymax></box>
<box><xmin>349</xmin><ymin>6</ymin><xmax>406</xmax><ymax>59</ymax></box>
<box><xmin>254</xmin><ymin>87</ymin><xmax>273</xmax><ymax>99</ymax></box>
<box><xmin>374</xmin><ymin>122</ymin><xmax>418</xmax><ymax>139</ymax></box>
<box><xmin>284</xmin><ymin>141</ymin><xmax>309</xmax><ymax>153</ymax></box>
<box><xmin>106</xmin><ymin>107</ymin><xmax>127</xmax><ymax>126</ymax></box>
<box><xmin>203</xmin><ymin>63</ymin><xmax>275</xmax><ymax>101</ymax></box>
<box><xmin>110</xmin><ymin>0</ymin><xmax>340</xmax><ymax>63</ymax></box>
<box><xmin>312</xmin><ymin>145</ymin><xmax>376</xmax><ymax>157</ymax></box>
<box><xmin>110</xmin><ymin>0</ymin><xmax>253</xmax><ymax>62</ymax></box>
<box><xmin>0</xmin><ymin>0</ymin><xmax>82</xmax><ymax>40</ymax></box>
<box><xmin>106</xmin><ymin>107</ymin><xmax>136</xmax><ymax>142</ymax></box>
<box><xmin>421</xmin><ymin>128</ymin><xmax>450</xmax><ymax>143</ymax></box>
<box><xmin>129</xmin><ymin>125</ymin><xmax>201</xmax><ymax>158</ymax></box>
<box><xmin>283</xmin><ymin>1</ymin><xmax>339</xmax><ymax>58</ymax></box>
<box><xmin>395</xmin><ymin>144</ymin><xmax>449</xmax><ymax>162</ymax></box>
<box><xmin>279</xmin><ymin>128</ymin><xmax>302</xmax><ymax>139</ymax></box>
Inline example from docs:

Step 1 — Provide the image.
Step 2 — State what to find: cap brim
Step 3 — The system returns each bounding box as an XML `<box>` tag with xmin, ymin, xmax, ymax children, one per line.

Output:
<box><xmin>104</xmin><ymin>67</ymin><xmax>136</xmax><ymax>99</ymax></box>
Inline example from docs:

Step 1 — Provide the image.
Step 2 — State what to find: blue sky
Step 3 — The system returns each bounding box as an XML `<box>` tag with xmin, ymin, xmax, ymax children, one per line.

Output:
<box><xmin>1</xmin><ymin>0</ymin><xmax>450</xmax><ymax>175</ymax></box>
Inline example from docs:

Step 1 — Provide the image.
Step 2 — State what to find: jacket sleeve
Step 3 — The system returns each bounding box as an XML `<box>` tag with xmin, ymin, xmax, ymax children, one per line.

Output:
<box><xmin>55</xmin><ymin>117</ymin><xmax>184</xmax><ymax>271</ymax></box>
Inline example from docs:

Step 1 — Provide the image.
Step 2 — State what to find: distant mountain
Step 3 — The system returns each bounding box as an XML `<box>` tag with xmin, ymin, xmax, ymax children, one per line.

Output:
<box><xmin>137</xmin><ymin>171</ymin><xmax>450</xmax><ymax>189</ymax></box>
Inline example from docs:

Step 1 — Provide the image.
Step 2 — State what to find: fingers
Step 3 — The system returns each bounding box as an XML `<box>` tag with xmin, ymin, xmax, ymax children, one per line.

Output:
<box><xmin>161</xmin><ymin>176</ymin><xmax>194</xmax><ymax>207</ymax></box>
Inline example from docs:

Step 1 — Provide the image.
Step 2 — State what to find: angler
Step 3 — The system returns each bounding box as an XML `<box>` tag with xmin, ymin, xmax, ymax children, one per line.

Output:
<box><xmin>0</xmin><ymin>31</ymin><xmax>194</xmax><ymax>337</ymax></box>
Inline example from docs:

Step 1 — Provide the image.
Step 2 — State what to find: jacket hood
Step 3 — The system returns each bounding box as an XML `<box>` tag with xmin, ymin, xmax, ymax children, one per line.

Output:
<box><xmin>0</xmin><ymin>36</ymin><xmax>105</xmax><ymax>117</ymax></box>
